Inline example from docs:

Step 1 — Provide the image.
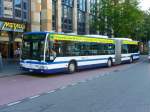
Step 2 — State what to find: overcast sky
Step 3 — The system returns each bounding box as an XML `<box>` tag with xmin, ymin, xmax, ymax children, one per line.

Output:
<box><xmin>139</xmin><ymin>0</ymin><xmax>150</xmax><ymax>11</ymax></box>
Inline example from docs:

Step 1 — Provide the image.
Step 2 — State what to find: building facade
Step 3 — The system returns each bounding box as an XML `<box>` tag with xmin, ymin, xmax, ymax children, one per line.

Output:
<box><xmin>31</xmin><ymin>0</ymin><xmax>98</xmax><ymax>34</ymax></box>
<box><xmin>0</xmin><ymin>0</ymin><xmax>98</xmax><ymax>59</ymax></box>
<box><xmin>0</xmin><ymin>0</ymin><xmax>29</xmax><ymax>58</ymax></box>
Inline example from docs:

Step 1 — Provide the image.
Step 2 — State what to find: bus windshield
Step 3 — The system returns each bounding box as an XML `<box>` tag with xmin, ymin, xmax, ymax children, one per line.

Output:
<box><xmin>21</xmin><ymin>34</ymin><xmax>46</xmax><ymax>60</ymax></box>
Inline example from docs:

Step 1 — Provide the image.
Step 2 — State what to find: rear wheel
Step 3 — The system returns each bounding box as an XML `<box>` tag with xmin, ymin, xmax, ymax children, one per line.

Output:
<box><xmin>68</xmin><ymin>62</ymin><xmax>76</xmax><ymax>73</ymax></box>
<box><xmin>107</xmin><ymin>59</ymin><xmax>112</xmax><ymax>67</ymax></box>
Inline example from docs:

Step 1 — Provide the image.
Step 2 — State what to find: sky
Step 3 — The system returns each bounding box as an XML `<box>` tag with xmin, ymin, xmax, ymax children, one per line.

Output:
<box><xmin>139</xmin><ymin>0</ymin><xmax>150</xmax><ymax>11</ymax></box>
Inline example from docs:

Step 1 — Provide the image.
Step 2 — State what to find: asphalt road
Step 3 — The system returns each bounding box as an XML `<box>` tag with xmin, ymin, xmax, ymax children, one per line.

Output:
<box><xmin>0</xmin><ymin>57</ymin><xmax>150</xmax><ymax>112</ymax></box>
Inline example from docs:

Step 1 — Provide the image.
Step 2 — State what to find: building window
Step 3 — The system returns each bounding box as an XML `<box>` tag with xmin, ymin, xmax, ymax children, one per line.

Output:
<box><xmin>78</xmin><ymin>11</ymin><xmax>85</xmax><ymax>34</ymax></box>
<box><xmin>52</xmin><ymin>0</ymin><xmax>56</xmax><ymax>31</ymax></box>
<box><xmin>62</xmin><ymin>0</ymin><xmax>73</xmax><ymax>33</ymax></box>
<box><xmin>15</xmin><ymin>9</ymin><xmax>22</xmax><ymax>18</ymax></box>
<box><xmin>23</xmin><ymin>2</ymin><xmax>27</xmax><ymax>10</ymax></box>
<box><xmin>0</xmin><ymin>0</ymin><xmax>2</xmax><ymax>16</ymax></box>
<box><xmin>89</xmin><ymin>14</ymin><xmax>97</xmax><ymax>34</ymax></box>
<box><xmin>14</xmin><ymin>0</ymin><xmax>22</xmax><ymax>19</ymax></box>
<box><xmin>89</xmin><ymin>0</ymin><xmax>98</xmax><ymax>34</ymax></box>
<box><xmin>77</xmin><ymin>0</ymin><xmax>85</xmax><ymax>11</ymax></box>
<box><xmin>22</xmin><ymin>1</ymin><xmax>28</xmax><ymax>21</ymax></box>
<box><xmin>77</xmin><ymin>0</ymin><xmax>86</xmax><ymax>34</ymax></box>
<box><xmin>14</xmin><ymin>0</ymin><xmax>21</xmax><ymax>8</ymax></box>
<box><xmin>23</xmin><ymin>11</ymin><xmax>27</xmax><ymax>20</ymax></box>
<box><xmin>0</xmin><ymin>7</ymin><xmax>2</xmax><ymax>17</ymax></box>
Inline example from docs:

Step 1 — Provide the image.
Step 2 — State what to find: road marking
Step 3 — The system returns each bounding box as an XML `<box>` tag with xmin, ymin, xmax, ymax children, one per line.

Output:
<box><xmin>47</xmin><ymin>90</ymin><xmax>56</xmax><ymax>94</ymax></box>
<box><xmin>29</xmin><ymin>95</ymin><xmax>40</xmax><ymax>99</ymax></box>
<box><xmin>7</xmin><ymin>101</ymin><xmax>21</xmax><ymax>106</ymax></box>
<box><xmin>71</xmin><ymin>83</ymin><xmax>78</xmax><ymax>86</ymax></box>
<box><xmin>60</xmin><ymin>86</ymin><xmax>67</xmax><ymax>90</ymax></box>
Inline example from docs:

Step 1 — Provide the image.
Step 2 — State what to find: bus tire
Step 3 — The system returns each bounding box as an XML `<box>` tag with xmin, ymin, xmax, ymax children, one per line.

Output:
<box><xmin>129</xmin><ymin>56</ymin><xmax>133</xmax><ymax>63</ymax></box>
<box><xmin>68</xmin><ymin>61</ymin><xmax>76</xmax><ymax>73</ymax></box>
<box><xmin>107</xmin><ymin>59</ymin><xmax>112</xmax><ymax>67</ymax></box>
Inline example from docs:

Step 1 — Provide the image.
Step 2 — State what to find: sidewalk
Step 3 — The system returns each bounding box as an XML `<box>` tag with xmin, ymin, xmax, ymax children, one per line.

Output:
<box><xmin>0</xmin><ymin>59</ymin><xmax>25</xmax><ymax>78</ymax></box>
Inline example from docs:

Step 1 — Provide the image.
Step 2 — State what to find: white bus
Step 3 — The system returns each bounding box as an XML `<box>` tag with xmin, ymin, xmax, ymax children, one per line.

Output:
<box><xmin>20</xmin><ymin>32</ymin><xmax>140</xmax><ymax>74</ymax></box>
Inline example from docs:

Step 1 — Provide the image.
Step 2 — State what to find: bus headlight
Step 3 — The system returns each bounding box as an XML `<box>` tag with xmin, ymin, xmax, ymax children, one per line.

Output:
<box><xmin>40</xmin><ymin>66</ymin><xmax>48</xmax><ymax>70</ymax></box>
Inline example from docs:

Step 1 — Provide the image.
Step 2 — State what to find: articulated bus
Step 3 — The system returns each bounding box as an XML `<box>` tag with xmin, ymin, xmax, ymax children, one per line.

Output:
<box><xmin>20</xmin><ymin>32</ymin><xmax>140</xmax><ymax>74</ymax></box>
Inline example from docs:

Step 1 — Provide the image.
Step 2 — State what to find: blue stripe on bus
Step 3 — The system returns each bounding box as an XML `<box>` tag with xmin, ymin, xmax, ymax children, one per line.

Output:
<box><xmin>79</xmin><ymin>63</ymin><xmax>107</xmax><ymax>70</ymax></box>
<box><xmin>21</xmin><ymin>62</ymin><xmax>108</xmax><ymax>74</ymax></box>
<box><xmin>21</xmin><ymin>57</ymin><xmax>114</xmax><ymax>65</ymax></box>
<box><xmin>121</xmin><ymin>53</ymin><xmax>140</xmax><ymax>58</ymax></box>
<box><xmin>21</xmin><ymin>67</ymin><xmax>66</xmax><ymax>74</ymax></box>
<box><xmin>21</xmin><ymin>54</ymin><xmax>139</xmax><ymax>65</ymax></box>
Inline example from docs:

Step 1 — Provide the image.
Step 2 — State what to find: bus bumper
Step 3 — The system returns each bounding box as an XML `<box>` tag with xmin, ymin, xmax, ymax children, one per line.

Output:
<box><xmin>21</xmin><ymin>67</ymin><xmax>66</xmax><ymax>74</ymax></box>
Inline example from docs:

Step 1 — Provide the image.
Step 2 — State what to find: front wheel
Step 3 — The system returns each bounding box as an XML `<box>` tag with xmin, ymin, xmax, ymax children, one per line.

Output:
<box><xmin>68</xmin><ymin>62</ymin><xmax>76</xmax><ymax>73</ymax></box>
<box><xmin>107</xmin><ymin>59</ymin><xmax>112</xmax><ymax>67</ymax></box>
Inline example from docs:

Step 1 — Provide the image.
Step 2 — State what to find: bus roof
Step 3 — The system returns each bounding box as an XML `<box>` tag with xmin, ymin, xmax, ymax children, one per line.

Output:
<box><xmin>23</xmin><ymin>32</ymin><xmax>138</xmax><ymax>45</ymax></box>
<box><xmin>53</xmin><ymin>34</ymin><xmax>115</xmax><ymax>44</ymax></box>
<box><xmin>24</xmin><ymin>31</ymin><xmax>52</xmax><ymax>35</ymax></box>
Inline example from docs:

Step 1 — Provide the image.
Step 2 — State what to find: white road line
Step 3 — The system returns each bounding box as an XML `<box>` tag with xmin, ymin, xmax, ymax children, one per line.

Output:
<box><xmin>7</xmin><ymin>101</ymin><xmax>21</xmax><ymax>106</ymax></box>
<box><xmin>60</xmin><ymin>86</ymin><xmax>67</xmax><ymax>90</ymax></box>
<box><xmin>47</xmin><ymin>90</ymin><xmax>56</xmax><ymax>94</ymax></box>
<box><xmin>71</xmin><ymin>83</ymin><xmax>78</xmax><ymax>86</ymax></box>
<box><xmin>29</xmin><ymin>95</ymin><xmax>40</xmax><ymax>99</ymax></box>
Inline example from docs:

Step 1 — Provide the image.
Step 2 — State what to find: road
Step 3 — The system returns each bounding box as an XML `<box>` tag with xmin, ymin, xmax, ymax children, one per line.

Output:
<box><xmin>0</xmin><ymin>56</ymin><xmax>149</xmax><ymax>112</ymax></box>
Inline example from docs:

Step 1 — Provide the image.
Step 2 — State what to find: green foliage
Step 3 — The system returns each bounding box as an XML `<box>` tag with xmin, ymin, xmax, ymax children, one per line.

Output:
<box><xmin>91</xmin><ymin>0</ymin><xmax>150</xmax><ymax>42</ymax></box>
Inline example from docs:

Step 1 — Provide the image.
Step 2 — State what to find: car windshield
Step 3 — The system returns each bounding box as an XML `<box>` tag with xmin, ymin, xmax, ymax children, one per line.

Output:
<box><xmin>21</xmin><ymin>34</ymin><xmax>46</xmax><ymax>61</ymax></box>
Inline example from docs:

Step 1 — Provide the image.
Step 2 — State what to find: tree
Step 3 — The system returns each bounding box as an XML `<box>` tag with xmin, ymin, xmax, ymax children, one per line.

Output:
<box><xmin>92</xmin><ymin>0</ymin><xmax>144</xmax><ymax>40</ymax></box>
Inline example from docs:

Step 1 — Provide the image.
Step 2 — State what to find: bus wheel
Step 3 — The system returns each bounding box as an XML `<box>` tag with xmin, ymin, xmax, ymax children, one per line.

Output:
<box><xmin>129</xmin><ymin>57</ymin><xmax>133</xmax><ymax>63</ymax></box>
<box><xmin>68</xmin><ymin>62</ymin><xmax>76</xmax><ymax>73</ymax></box>
<box><xmin>107</xmin><ymin>59</ymin><xmax>112</xmax><ymax>67</ymax></box>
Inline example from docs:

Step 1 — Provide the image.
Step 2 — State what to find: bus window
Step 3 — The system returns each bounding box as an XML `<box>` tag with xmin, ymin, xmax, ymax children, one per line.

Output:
<box><xmin>128</xmin><ymin>45</ymin><xmax>139</xmax><ymax>53</ymax></box>
<box><xmin>122</xmin><ymin>45</ymin><xmax>128</xmax><ymax>54</ymax></box>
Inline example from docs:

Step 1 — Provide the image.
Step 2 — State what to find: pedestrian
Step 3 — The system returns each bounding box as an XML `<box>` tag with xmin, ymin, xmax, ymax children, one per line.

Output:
<box><xmin>14</xmin><ymin>48</ymin><xmax>21</xmax><ymax>58</ymax></box>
